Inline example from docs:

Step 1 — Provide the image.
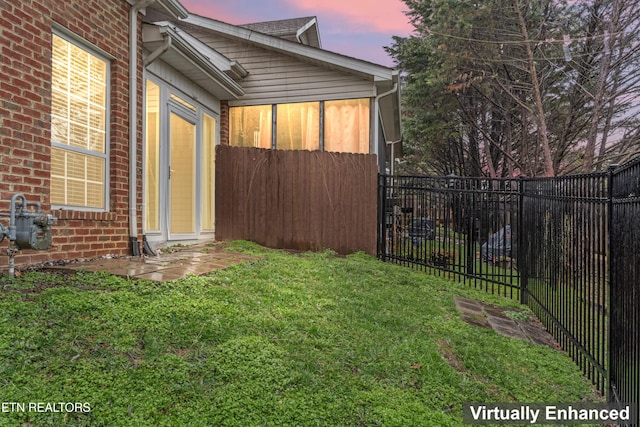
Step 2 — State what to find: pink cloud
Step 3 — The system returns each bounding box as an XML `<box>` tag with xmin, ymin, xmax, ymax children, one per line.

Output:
<box><xmin>287</xmin><ymin>0</ymin><xmax>412</xmax><ymax>34</ymax></box>
<box><xmin>184</xmin><ymin>3</ymin><xmax>246</xmax><ymax>23</ymax></box>
<box><xmin>183</xmin><ymin>0</ymin><xmax>278</xmax><ymax>25</ymax></box>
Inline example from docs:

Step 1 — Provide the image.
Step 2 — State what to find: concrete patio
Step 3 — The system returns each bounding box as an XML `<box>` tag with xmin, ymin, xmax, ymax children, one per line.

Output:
<box><xmin>50</xmin><ymin>243</ymin><xmax>259</xmax><ymax>282</ymax></box>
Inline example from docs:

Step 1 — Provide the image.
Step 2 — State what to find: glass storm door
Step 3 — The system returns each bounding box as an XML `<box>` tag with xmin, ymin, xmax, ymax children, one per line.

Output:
<box><xmin>168</xmin><ymin>111</ymin><xmax>196</xmax><ymax>239</ymax></box>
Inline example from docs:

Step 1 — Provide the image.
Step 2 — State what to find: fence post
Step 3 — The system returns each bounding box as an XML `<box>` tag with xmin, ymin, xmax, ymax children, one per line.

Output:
<box><xmin>377</xmin><ymin>174</ymin><xmax>387</xmax><ymax>260</ymax></box>
<box><xmin>518</xmin><ymin>177</ymin><xmax>528</xmax><ymax>305</ymax></box>
<box><xmin>466</xmin><ymin>193</ymin><xmax>475</xmax><ymax>276</ymax></box>
<box><xmin>606</xmin><ymin>164</ymin><xmax>618</xmax><ymax>403</ymax></box>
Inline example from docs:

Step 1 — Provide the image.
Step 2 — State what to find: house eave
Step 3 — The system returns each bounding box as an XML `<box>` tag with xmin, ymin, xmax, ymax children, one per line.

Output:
<box><xmin>143</xmin><ymin>23</ymin><xmax>245</xmax><ymax>99</ymax></box>
<box><xmin>152</xmin><ymin>0</ymin><xmax>188</xmax><ymax>19</ymax></box>
<box><xmin>295</xmin><ymin>17</ymin><xmax>321</xmax><ymax>48</ymax></box>
<box><xmin>228</xmin><ymin>61</ymin><xmax>249</xmax><ymax>80</ymax></box>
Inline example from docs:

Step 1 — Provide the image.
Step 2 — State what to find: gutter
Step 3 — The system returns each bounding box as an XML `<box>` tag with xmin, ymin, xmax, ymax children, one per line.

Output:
<box><xmin>155</xmin><ymin>24</ymin><xmax>245</xmax><ymax>97</ymax></box>
<box><xmin>387</xmin><ymin>139</ymin><xmax>402</xmax><ymax>175</ymax></box>
<box><xmin>183</xmin><ymin>14</ymin><xmax>390</xmax><ymax>81</ymax></box>
<box><xmin>375</xmin><ymin>82</ymin><xmax>398</xmax><ymax>130</ymax></box>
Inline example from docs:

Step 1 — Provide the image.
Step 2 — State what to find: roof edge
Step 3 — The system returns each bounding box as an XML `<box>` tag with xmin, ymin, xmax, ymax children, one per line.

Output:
<box><xmin>296</xmin><ymin>17</ymin><xmax>321</xmax><ymax>48</ymax></box>
<box><xmin>154</xmin><ymin>0</ymin><xmax>189</xmax><ymax>19</ymax></box>
<box><xmin>146</xmin><ymin>22</ymin><xmax>245</xmax><ymax>98</ymax></box>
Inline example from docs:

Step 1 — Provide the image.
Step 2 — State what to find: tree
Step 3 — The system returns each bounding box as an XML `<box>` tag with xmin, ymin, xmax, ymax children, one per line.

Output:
<box><xmin>388</xmin><ymin>0</ymin><xmax>640</xmax><ymax>177</ymax></box>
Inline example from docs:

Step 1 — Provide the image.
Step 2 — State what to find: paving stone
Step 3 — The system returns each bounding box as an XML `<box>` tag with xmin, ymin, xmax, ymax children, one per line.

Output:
<box><xmin>482</xmin><ymin>306</ymin><xmax>511</xmax><ymax>319</ymax></box>
<box><xmin>486</xmin><ymin>316</ymin><xmax>519</xmax><ymax>330</ymax></box>
<box><xmin>50</xmin><ymin>242</ymin><xmax>259</xmax><ymax>282</ymax></box>
<box><xmin>491</xmin><ymin>324</ymin><xmax>528</xmax><ymax>340</ymax></box>
<box><xmin>456</xmin><ymin>297</ymin><xmax>561</xmax><ymax>349</ymax></box>
<box><xmin>455</xmin><ymin>298</ymin><xmax>484</xmax><ymax>315</ymax></box>
<box><xmin>461</xmin><ymin>313</ymin><xmax>491</xmax><ymax>329</ymax></box>
<box><xmin>519</xmin><ymin>324</ymin><xmax>560</xmax><ymax>349</ymax></box>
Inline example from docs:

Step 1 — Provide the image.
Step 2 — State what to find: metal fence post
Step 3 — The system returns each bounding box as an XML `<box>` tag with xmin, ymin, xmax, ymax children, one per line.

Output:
<box><xmin>466</xmin><ymin>202</ymin><xmax>475</xmax><ymax>276</ymax></box>
<box><xmin>518</xmin><ymin>177</ymin><xmax>528</xmax><ymax>305</ymax></box>
<box><xmin>607</xmin><ymin>164</ymin><xmax>618</xmax><ymax>404</ymax></box>
<box><xmin>377</xmin><ymin>174</ymin><xmax>387</xmax><ymax>260</ymax></box>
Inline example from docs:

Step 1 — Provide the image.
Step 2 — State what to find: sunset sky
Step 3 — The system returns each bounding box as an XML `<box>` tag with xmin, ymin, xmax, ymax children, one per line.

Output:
<box><xmin>180</xmin><ymin>0</ymin><xmax>413</xmax><ymax>67</ymax></box>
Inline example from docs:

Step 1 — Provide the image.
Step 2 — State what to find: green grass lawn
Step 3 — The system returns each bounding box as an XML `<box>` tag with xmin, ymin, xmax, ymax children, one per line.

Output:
<box><xmin>0</xmin><ymin>241</ymin><xmax>601</xmax><ymax>426</ymax></box>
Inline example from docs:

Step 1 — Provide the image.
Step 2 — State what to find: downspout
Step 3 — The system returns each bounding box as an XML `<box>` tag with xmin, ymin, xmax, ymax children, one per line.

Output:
<box><xmin>388</xmin><ymin>139</ymin><xmax>402</xmax><ymax>176</ymax></box>
<box><xmin>139</xmin><ymin>31</ymin><xmax>171</xmax><ymax>257</ymax></box>
<box><xmin>129</xmin><ymin>0</ymin><xmax>156</xmax><ymax>256</ymax></box>
<box><xmin>374</xmin><ymin>83</ymin><xmax>398</xmax><ymax>174</ymax></box>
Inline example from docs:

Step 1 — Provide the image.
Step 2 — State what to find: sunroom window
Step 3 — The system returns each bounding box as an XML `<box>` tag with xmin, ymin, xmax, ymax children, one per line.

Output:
<box><xmin>229</xmin><ymin>105</ymin><xmax>272</xmax><ymax>149</ymax></box>
<box><xmin>324</xmin><ymin>99</ymin><xmax>370</xmax><ymax>153</ymax></box>
<box><xmin>229</xmin><ymin>99</ymin><xmax>370</xmax><ymax>153</ymax></box>
<box><xmin>50</xmin><ymin>33</ymin><xmax>109</xmax><ymax>209</ymax></box>
<box><xmin>276</xmin><ymin>102</ymin><xmax>319</xmax><ymax>150</ymax></box>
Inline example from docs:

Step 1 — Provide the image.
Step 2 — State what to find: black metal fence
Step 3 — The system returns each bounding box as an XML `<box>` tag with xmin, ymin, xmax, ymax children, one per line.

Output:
<box><xmin>377</xmin><ymin>175</ymin><xmax>521</xmax><ymax>298</ymax></box>
<box><xmin>610</xmin><ymin>158</ymin><xmax>640</xmax><ymax>412</ymax></box>
<box><xmin>378</xmin><ymin>165</ymin><xmax>639</xmax><ymax>411</ymax></box>
<box><xmin>519</xmin><ymin>174</ymin><xmax>609</xmax><ymax>393</ymax></box>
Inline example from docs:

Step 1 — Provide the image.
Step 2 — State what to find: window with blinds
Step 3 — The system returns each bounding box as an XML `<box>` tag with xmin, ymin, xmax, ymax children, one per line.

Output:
<box><xmin>51</xmin><ymin>33</ymin><xmax>109</xmax><ymax>209</ymax></box>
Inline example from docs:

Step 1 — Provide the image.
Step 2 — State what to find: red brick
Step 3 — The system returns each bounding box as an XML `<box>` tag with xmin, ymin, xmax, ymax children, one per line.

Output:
<box><xmin>0</xmin><ymin>0</ymin><xmax>152</xmax><ymax>268</ymax></box>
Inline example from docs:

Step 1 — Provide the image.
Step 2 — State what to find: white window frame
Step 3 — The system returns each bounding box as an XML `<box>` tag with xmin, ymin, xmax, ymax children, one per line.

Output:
<box><xmin>50</xmin><ymin>27</ymin><xmax>112</xmax><ymax>211</ymax></box>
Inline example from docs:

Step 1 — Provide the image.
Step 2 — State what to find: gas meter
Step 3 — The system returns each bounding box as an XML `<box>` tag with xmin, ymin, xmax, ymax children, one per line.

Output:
<box><xmin>0</xmin><ymin>193</ymin><xmax>57</xmax><ymax>275</ymax></box>
<box><xmin>14</xmin><ymin>212</ymin><xmax>56</xmax><ymax>250</ymax></box>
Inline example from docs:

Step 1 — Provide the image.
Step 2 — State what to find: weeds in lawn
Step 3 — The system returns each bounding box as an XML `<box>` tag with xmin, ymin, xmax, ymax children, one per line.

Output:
<box><xmin>504</xmin><ymin>310</ymin><xmax>533</xmax><ymax>322</ymax></box>
<box><xmin>0</xmin><ymin>241</ymin><xmax>600</xmax><ymax>426</ymax></box>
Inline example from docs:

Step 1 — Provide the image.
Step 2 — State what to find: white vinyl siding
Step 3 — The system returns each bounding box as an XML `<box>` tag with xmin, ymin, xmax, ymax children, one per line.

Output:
<box><xmin>187</xmin><ymin>33</ymin><xmax>376</xmax><ymax>106</ymax></box>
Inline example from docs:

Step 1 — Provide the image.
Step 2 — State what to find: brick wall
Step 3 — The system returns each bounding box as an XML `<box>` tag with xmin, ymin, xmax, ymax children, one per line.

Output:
<box><xmin>219</xmin><ymin>100</ymin><xmax>230</xmax><ymax>145</ymax></box>
<box><xmin>0</xmin><ymin>0</ymin><xmax>139</xmax><ymax>268</ymax></box>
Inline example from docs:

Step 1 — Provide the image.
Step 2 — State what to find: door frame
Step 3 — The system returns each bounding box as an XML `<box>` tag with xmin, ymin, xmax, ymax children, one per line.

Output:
<box><xmin>142</xmin><ymin>75</ymin><xmax>220</xmax><ymax>246</ymax></box>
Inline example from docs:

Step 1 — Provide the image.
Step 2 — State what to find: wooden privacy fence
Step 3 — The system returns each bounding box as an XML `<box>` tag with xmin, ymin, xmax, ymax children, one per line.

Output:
<box><xmin>215</xmin><ymin>145</ymin><xmax>378</xmax><ymax>255</ymax></box>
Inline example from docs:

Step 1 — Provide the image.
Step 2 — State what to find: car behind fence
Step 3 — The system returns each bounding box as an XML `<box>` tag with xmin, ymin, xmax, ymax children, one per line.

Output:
<box><xmin>378</xmin><ymin>160</ymin><xmax>640</xmax><ymax>417</ymax></box>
